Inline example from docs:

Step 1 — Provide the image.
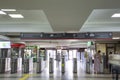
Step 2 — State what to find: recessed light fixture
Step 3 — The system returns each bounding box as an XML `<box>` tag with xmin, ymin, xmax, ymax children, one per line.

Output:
<box><xmin>8</xmin><ymin>14</ymin><xmax>24</xmax><ymax>18</ymax></box>
<box><xmin>1</xmin><ymin>9</ymin><xmax>16</xmax><ymax>11</ymax></box>
<box><xmin>0</xmin><ymin>11</ymin><xmax>7</xmax><ymax>15</ymax></box>
<box><xmin>111</xmin><ymin>13</ymin><xmax>120</xmax><ymax>18</ymax></box>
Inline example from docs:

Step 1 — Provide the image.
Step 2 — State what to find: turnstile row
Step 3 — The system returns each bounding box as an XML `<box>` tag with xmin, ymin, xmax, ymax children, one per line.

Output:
<box><xmin>49</xmin><ymin>58</ymin><xmax>77</xmax><ymax>73</ymax></box>
<box><xmin>0</xmin><ymin>57</ymin><xmax>78</xmax><ymax>74</ymax></box>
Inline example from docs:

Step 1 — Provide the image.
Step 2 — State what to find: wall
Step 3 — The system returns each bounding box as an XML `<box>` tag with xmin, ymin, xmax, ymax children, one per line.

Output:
<box><xmin>116</xmin><ymin>44</ymin><xmax>120</xmax><ymax>54</ymax></box>
<box><xmin>96</xmin><ymin>43</ymin><xmax>106</xmax><ymax>54</ymax></box>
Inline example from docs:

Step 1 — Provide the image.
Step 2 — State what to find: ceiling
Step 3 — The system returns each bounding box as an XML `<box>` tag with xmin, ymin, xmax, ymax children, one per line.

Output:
<box><xmin>0</xmin><ymin>0</ymin><xmax>120</xmax><ymax>47</ymax></box>
<box><xmin>0</xmin><ymin>0</ymin><xmax>120</xmax><ymax>32</ymax></box>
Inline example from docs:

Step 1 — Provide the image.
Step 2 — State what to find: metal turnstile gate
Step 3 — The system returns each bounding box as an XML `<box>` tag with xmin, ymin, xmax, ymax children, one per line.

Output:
<box><xmin>37</xmin><ymin>58</ymin><xmax>42</xmax><ymax>73</ymax></box>
<box><xmin>0</xmin><ymin>58</ymin><xmax>5</xmax><ymax>73</ymax></box>
<box><xmin>24</xmin><ymin>59</ymin><xmax>29</xmax><ymax>73</ymax></box>
<box><xmin>73</xmin><ymin>58</ymin><xmax>77</xmax><ymax>73</ymax></box>
<box><xmin>49</xmin><ymin>58</ymin><xmax>54</xmax><ymax>73</ymax></box>
<box><xmin>86</xmin><ymin>59</ymin><xmax>90</xmax><ymax>73</ymax></box>
<box><xmin>11</xmin><ymin>58</ymin><xmax>17</xmax><ymax>73</ymax></box>
<box><xmin>61</xmin><ymin>57</ymin><xmax>65</xmax><ymax>73</ymax></box>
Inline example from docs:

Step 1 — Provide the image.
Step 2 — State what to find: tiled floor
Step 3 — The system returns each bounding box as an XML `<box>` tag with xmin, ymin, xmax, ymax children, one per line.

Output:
<box><xmin>0</xmin><ymin>59</ymin><xmax>114</xmax><ymax>80</ymax></box>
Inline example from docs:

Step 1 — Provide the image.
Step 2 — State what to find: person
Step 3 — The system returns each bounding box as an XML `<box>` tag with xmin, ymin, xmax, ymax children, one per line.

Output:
<box><xmin>94</xmin><ymin>50</ymin><xmax>102</xmax><ymax>74</ymax></box>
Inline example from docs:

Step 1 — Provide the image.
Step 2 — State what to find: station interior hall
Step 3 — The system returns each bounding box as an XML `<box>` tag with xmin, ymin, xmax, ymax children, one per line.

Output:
<box><xmin>0</xmin><ymin>0</ymin><xmax>120</xmax><ymax>80</ymax></box>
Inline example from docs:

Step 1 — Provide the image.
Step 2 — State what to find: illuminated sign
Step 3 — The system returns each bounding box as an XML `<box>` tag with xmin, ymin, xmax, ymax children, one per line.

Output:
<box><xmin>0</xmin><ymin>41</ymin><xmax>11</xmax><ymax>48</ymax></box>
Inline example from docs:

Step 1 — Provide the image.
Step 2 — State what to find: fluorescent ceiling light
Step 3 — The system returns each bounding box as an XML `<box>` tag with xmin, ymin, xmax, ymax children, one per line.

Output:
<box><xmin>8</xmin><ymin>14</ymin><xmax>24</xmax><ymax>18</ymax></box>
<box><xmin>0</xmin><ymin>11</ymin><xmax>7</xmax><ymax>15</ymax></box>
<box><xmin>1</xmin><ymin>9</ymin><xmax>16</xmax><ymax>11</ymax></box>
<box><xmin>111</xmin><ymin>13</ymin><xmax>120</xmax><ymax>18</ymax></box>
<box><xmin>112</xmin><ymin>37</ymin><xmax>120</xmax><ymax>39</ymax></box>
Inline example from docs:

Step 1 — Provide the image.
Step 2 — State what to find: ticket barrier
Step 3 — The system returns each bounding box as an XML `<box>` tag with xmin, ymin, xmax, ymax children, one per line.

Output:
<box><xmin>100</xmin><ymin>59</ymin><xmax>104</xmax><ymax>73</ymax></box>
<box><xmin>61</xmin><ymin>57</ymin><xmax>65</xmax><ymax>73</ymax></box>
<box><xmin>86</xmin><ymin>59</ymin><xmax>90</xmax><ymax>73</ymax></box>
<box><xmin>24</xmin><ymin>59</ymin><xmax>29</xmax><ymax>73</ymax></box>
<box><xmin>24</xmin><ymin>58</ymin><xmax>33</xmax><ymax>73</ymax></box>
<box><xmin>11</xmin><ymin>58</ymin><xmax>22</xmax><ymax>73</ymax></box>
<box><xmin>11</xmin><ymin>58</ymin><xmax>17</xmax><ymax>73</ymax></box>
<box><xmin>73</xmin><ymin>58</ymin><xmax>77</xmax><ymax>73</ymax></box>
<box><xmin>37</xmin><ymin>58</ymin><xmax>42</xmax><ymax>73</ymax></box>
<box><xmin>0</xmin><ymin>58</ymin><xmax>5</xmax><ymax>73</ymax></box>
<box><xmin>49</xmin><ymin>58</ymin><xmax>54</xmax><ymax>73</ymax></box>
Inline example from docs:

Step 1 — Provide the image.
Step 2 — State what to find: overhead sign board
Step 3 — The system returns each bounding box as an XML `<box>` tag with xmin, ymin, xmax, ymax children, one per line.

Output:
<box><xmin>20</xmin><ymin>32</ymin><xmax>112</xmax><ymax>39</ymax></box>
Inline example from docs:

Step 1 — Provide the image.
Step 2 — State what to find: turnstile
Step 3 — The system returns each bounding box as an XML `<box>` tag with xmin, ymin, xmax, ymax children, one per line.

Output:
<box><xmin>73</xmin><ymin>58</ymin><xmax>77</xmax><ymax>73</ymax></box>
<box><xmin>11</xmin><ymin>58</ymin><xmax>17</xmax><ymax>73</ymax></box>
<box><xmin>61</xmin><ymin>57</ymin><xmax>65</xmax><ymax>73</ymax></box>
<box><xmin>24</xmin><ymin>59</ymin><xmax>29</xmax><ymax>73</ymax></box>
<box><xmin>37</xmin><ymin>58</ymin><xmax>42</xmax><ymax>73</ymax></box>
<box><xmin>49</xmin><ymin>58</ymin><xmax>54</xmax><ymax>73</ymax></box>
<box><xmin>100</xmin><ymin>59</ymin><xmax>104</xmax><ymax>73</ymax></box>
<box><xmin>0</xmin><ymin>58</ymin><xmax>5</xmax><ymax>73</ymax></box>
<box><xmin>86</xmin><ymin>59</ymin><xmax>90</xmax><ymax>73</ymax></box>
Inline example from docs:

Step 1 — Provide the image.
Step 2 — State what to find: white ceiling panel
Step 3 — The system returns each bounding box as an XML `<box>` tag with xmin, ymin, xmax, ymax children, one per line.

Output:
<box><xmin>0</xmin><ymin>10</ymin><xmax>53</xmax><ymax>32</ymax></box>
<box><xmin>0</xmin><ymin>10</ymin><xmax>50</xmax><ymax>24</ymax></box>
<box><xmin>80</xmin><ymin>9</ymin><xmax>120</xmax><ymax>32</ymax></box>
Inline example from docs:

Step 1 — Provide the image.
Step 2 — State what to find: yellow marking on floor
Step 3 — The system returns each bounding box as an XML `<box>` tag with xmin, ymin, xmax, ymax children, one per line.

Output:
<box><xmin>19</xmin><ymin>74</ymin><xmax>30</xmax><ymax>80</ymax></box>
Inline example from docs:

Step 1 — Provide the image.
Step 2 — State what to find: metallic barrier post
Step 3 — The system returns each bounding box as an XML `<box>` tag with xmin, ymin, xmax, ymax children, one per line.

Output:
<box><xmin>61</xmin><ymin>57</ymin><xmax>65</xmax><ymax>73</ymax></box>
<box><xmin>86</xmin><ymin>59</ymin><xmax>90</xmax><ymax>74</ymax></box>
<box><xmin>11</xmin><ymin>58</ymin><xmax>17</xmax><ymax>73</ymax></box>
<box><xmin>0</xmin><ymin>59</ymin><xmax>1</xmax><ymax>73</ymax></box>
<box><xmin>0</xmin><ymin>58</ymin><xmax>5</xmax><ymax>73</ymax></box>
<box><xmin>37</xmin><ymin>58</ymin><xmax>41</xmax><ymax>73</ymax></box>
<box><xmin>0</xmin><ymin>49</ymin><xmax>8</xmax><ymax>73</ymax></box>
<box><xmin>73</xmin><ymin>58</ymin><xmax>77</xmax><ymax>73</ymax></box>
<box><xmin>24</xmin><ymin>59</ymin><xmax>29</xmax><ymax>73</ymax></box>
<box><xmin>49</xmin><ymin>58</ymin><xmax>54</xmax><ymax>73</ymax></box>
<box><xmin>0</xmin><ymin>59</ymin><xmax>2</xmax><ymax>73</ymax></box>
<box><xmin>100</xmin><ymin>59</ymin><xmax>104</xmax><ymax>74</ymax></box>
